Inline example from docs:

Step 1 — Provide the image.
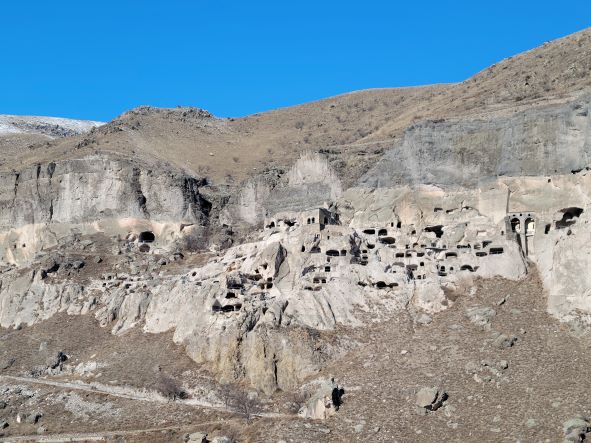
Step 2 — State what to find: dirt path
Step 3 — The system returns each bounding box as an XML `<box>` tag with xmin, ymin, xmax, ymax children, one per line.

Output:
<box><xmin>0</xmin><ymin>420</ymin><xmax>229</xmax><ymax>442</ymax></box>
<box><xmin>0</xmin><ymin>375</ymin><xmax>166</xmax><ymax>403</ymax></box>
<box><xmin>0</xmin><ymin>375</ymin><xmax>288</xmax><ymax>419</ymax></box>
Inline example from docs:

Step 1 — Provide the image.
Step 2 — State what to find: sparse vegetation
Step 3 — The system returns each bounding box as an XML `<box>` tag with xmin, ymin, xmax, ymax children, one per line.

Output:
<box><xmin>156</xmin><ymin>374</ymin><xmax>188</xmax><ymax>400</ymax></box>
<box><xmin>285</xmin><ymin>391</ymin><xmax>310</xmax><ymax>414</ymax></box>
<box><xmin>230</xmin><ymin>389</ymin><xmax>262</xmax><ymax>423</ymax></box>
<box><xmin>218</xmin><ymin>383</ymin><xmax>262</xmax><ymax>422</ymax></box>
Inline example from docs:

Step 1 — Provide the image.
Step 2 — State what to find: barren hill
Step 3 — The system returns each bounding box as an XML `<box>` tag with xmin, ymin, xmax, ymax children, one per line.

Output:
<box><xmin>1</xmin><ymin>26</ymin><xmax>591</xmax><ymax>443</ymax></box>
<box><xmin>4</xmin><ymin>27</ymin><xmax>591</xmax><ymax>186</ymax></box>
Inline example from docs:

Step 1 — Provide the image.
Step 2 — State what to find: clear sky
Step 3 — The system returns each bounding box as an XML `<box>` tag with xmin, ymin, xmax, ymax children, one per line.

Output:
<box><xmin>1</xmin><ymin>1</ymin><xmax>590</xmax><ymax>122</ymax></box>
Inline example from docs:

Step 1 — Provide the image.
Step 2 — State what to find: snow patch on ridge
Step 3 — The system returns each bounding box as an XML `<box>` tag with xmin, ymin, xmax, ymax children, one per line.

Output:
<box><xmin>0</xmin><ymin>115</ymin><xmax>104</xmax><ymax>138</ymax></box>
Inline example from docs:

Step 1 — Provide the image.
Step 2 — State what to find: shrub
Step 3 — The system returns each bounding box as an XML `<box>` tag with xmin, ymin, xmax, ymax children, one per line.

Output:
<box><xmin>157</xmin><ymin>374</ymin><xmax>188</xmax><ymax>400</ymax></box>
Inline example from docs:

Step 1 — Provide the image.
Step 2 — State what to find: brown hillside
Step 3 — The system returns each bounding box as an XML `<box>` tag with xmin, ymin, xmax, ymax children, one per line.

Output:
<box><xmin>5</xmin><ymin>27</ymin><xmax>591</xmax><ymax>186</ymax></box>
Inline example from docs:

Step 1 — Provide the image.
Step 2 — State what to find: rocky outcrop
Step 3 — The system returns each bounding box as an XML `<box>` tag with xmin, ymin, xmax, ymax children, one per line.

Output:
<box><xmin>2</xmin><ymin>31</ymin><xmax>591</xmax><ymax>403</ymax></box>
<box><xmin>230</xmin><ymin>152</ymin><xmax>343</xmax><ymax>227</ymax></box>
<box><xmin>360</xmin><ymin>93</ymin><xmax>591</xmax><ymax>188</ymax></box>
<box><xmin>298</xmin><ymin>378</ymin><xmax>344</xmax><ymax>420</ymax></box>
<box><xmin>0</xmin><ymin>184</ymin><xmax>530</xmax><ymax>392</ymax></box>
<box><xmin>0</xmin><ymin>155</ymin><xmax>211</xmax><ymax>264</ymax></box>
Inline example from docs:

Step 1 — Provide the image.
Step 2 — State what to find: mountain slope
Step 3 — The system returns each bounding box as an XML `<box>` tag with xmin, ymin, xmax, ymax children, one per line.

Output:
<box><xmin>4</xmin><ymin>27</ymin><xmax>590</xmax><ymax>187</ymax></box>
<box><xmin>0</xmin><ymin>115</ymin><xmax>103</xmax><ymax>137</ymax></box>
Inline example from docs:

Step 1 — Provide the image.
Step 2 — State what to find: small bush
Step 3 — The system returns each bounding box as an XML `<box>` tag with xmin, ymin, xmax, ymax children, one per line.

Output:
<box><xmin>218</xmin><ymin>383</ymin><xmax>263</xmax><ymax>422</ymax></box>
<box><xmin>231</xmin><ymin>389</ymin><xmax>262</xmax><ymax>423</ymax></box>
<box><xmin>157</xmin><ymin>374</ymin><xmax>188</xmax><ymax>400</ymax></box>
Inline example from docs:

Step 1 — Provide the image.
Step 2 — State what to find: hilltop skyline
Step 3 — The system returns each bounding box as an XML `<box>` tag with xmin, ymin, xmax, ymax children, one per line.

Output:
<box><xmin>1</xmin><ymin>0</ymin><xmax>590</xmax><ymax>121</ymax></box>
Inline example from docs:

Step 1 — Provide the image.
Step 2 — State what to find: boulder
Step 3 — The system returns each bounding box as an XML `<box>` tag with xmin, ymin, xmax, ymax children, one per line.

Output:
<box><xmin>563</xmin><ymin>416</ymin><xmax>591</xmax><ymax>442</ymax></box>
<box><xmin>0</xmin><ymin>358</ymin><xmax>15</xmax><ymax>371</ymax></box>
<box><xmin>71</xmin><ymin>260</ymin><xmax>85</xmax><ymax>270</ymax></box>
<box><xmin>186</xmin><ymin>432</ymin><xmax>207</xmax><ymax>443</ymax></box>
<box><xmin>416</xmin><ymin>387</ymin><xmax>448</xmax><ymax>412</ymax></box>
<box><xmin>493</xmin><ymin>334</ymin><xmax>517</xmax><ymax>349</ymax></box>
<box><xmin>48</xmin><ymin>351</ymin><xmax>68</xmax><ymax>369</ymax></box>
<box><xmin>298</xmin><ymin>378</ymin><xmax>344</xmax><ymax>420</ymax></box>
<box><xmin>465</xmin><ymin>306</ymin><xmax>496</xmax><ymax>328</ymax></box>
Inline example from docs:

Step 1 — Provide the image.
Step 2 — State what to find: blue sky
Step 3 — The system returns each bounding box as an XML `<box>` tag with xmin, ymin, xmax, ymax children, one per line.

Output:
<box><xmin>1</xmin><ymin>1</ymin><xmax>590</xmax><ymax>121</ymax></box>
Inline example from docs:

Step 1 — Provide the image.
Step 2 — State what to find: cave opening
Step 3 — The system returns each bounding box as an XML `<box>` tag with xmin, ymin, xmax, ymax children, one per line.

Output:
<box><xmin>139</xmin><ymin>231</ymin><xmax>155</xmax><ymax>243</ymax></box>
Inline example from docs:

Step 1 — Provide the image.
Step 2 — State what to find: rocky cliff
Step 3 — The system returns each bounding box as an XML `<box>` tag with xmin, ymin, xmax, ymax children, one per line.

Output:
<box><xmin>360</xmin><ymin>93</ymin><xmax>591</xmax><ymax>188</ymax></box>
<box><xmin>1</xmin><ymin>28</ymin><xmax>591</xmax><ymax>400</ymax></box>
<box><xmin>0</xmin><ymin>155</ymin><xmax>211</xmax><ymax>265</ymax></box>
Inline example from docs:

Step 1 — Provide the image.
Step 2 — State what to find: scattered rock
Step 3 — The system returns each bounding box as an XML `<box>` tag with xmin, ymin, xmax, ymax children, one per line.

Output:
<box><xmin>71</xmin><ymin>260</ymin><xmax>85</xmax><ymax>270</ymax></box>
<box><xmin>80</xmin><ymin>239</ymin><xmax>94</xmax><ymax>249</ymax></box>
<box><xmin>563</xmin><ymin>416</ymin><xmax>591</xmax><ymax>442</ymax></box>
<box><xmin>298</xmin><ymin>378</ymin><xmax>344</xmax><ymax>420</ymax></box>
<box><xmin>499</xmin><ymin>360</ymin><xmax>509</xmax><ymax>370</ymax></box>
<box><xmin>48</xmin><ymin>351</ymin><xmax>68</xmax><ymax>369</ymax></box>
<box><xmin>94</xmin><ymin>256</ymin><xmax>103</xmax><ymax>263</ymax></box>
<box><xmin>415</xmin><ymin>313</ymin><xmax>433</xmax><ymax>325</ymax></box>
<box><xmin>40</xmin><ymin>259</ymin><xmax>60</xmax><ymax>278</ymax></box>
<box><xmin>465</xmin><ymin>306</ymin><xmax>496</xmax><ymax>328</ymax></box>
<box><xmin>16</xmin><ymin>411</ymin><xmax>42</xmax><ymax>425</ymax></box>
<box><xmin>0</xmin><ymin>421</ymin><xmax>8</xmax><ymax>429</ymax></box>
<box><xmin>186</xmin><ymin>432</ymin><xmax>207</xmax><ymax>443</ymax></box>
<box><xmin>493</xmin><ymin>334</ymin><xmax>518</xmax><ymax>348</ymax></box>
<box><xmin>416</xmin><ymin>387</ymin><xmax>448</xmax><ymax>412</ymax></box>
<box><xmin>0</xmin><ymin>358</ymin><xmax>15</xmax><ymax>370</ymax></box>
<box><xmin>211</xmin><ymin>437</ymin><xmax>234</xmax><ymax>443</ymax></box>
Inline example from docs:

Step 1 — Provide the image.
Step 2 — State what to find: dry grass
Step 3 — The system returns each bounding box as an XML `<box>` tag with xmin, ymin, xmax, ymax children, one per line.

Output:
<box><xmin>4</xmin><ymin>27</ymin><xmax>591</xmax><ymax>189</ymax></box>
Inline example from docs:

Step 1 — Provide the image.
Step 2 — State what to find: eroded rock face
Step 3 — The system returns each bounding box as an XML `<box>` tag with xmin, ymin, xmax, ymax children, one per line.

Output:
<box><xmin>0</xmin><ymin>183</ymin><xmax>531</xmax><ymax>392</ymax></box>
<box><xmin>0</xmin><ymin>155</ymin><xmax>211</xmax><ymax>264</ymax></box>
<box><xmin>0</xmin><ymin>88</ymin><xmax>591</xmax><ymax>397</ymax></box>
<box><xmin>360</xmin><ymin>93</ymin><xmax>591</xmax><ymax>188</ymax></box>
<box><xmin>1</xmin><ymin>151</ymin><xmax>590</xmax><ymax>393</ymax></box>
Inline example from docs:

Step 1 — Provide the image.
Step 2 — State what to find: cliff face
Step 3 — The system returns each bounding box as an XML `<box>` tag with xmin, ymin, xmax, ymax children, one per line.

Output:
<box><xmin>1</xmin><ymin>28</ymin><xmax>591</xmax><ymax>398</ymax></box>
<box><xmin>0</xmin><ymin>155</ymin><xmax>211</xmax><ymax>264</ymax></box>
<box><xmin>360</xmin><ymin>93</ymin><xmax>591</xmax><ymax>188</ymax></box>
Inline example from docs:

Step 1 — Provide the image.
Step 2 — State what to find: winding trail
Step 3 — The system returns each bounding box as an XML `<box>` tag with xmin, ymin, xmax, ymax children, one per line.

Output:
<box><xmin>1</xmin><ymin>420</ymin><xmax>229</xmax><ymax>442</ymax></box>
<box><xmin>0</xmin><ymin>374</ymin><xmax>288</xmax><ymax>424</ymax></box>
